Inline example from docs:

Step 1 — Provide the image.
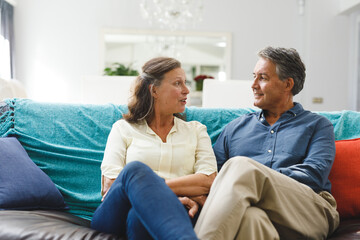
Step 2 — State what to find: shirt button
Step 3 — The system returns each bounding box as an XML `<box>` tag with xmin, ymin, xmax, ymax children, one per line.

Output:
<box><xmin>268</xmin><ymin>149</ymin><xmax>272</xmax><ymax>153</ymax></box>
<box><xmin>270</xmin><ymin>130</ymin><xmax>274</xmax><ymax>134</ymax></box>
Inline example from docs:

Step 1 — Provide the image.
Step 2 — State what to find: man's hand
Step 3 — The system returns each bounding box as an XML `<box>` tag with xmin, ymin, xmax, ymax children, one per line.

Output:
<box><xmin>178</xmin><ymin>196</ymin><xmax>199</xmax><ymax>218</ymax></box>
<box><xmin>190</xmin><ymin>195</ymin><xmax>207</xmax><ymax>207</ymax></box>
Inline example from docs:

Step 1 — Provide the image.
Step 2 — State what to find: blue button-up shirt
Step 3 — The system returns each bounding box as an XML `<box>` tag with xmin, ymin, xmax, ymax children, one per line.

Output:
<box><xmin>213</xmin><ymin>103</ymin><xmax>335</xmax><ymax>193</ymax></box>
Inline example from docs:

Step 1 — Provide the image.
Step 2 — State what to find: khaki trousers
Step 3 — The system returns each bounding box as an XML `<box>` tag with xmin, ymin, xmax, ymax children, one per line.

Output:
<box><xmin>194</xmin><ymin>157</ymin><xmax>339</xmax><ymax>240</ymax></box>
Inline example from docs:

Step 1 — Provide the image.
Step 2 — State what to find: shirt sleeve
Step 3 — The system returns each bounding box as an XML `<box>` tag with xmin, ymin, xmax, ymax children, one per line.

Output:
<box><xmin>213</xmin><ymin>124</ymin><xmax>231</xmax><ymax>171</ymax></box>
<box><xmin>193</xmin><ymin>123</ymin><xmax>218</xmax><ymax>175</ymax></box>
<box><xmin>101</xmin><ymin>120</ymin><xmax>128</xmax><ymax>179</ymax></box>
<box><xmin>278</xmin><ymin>118</ymin><xmax>336</xmax><ymax>192</ymax></box>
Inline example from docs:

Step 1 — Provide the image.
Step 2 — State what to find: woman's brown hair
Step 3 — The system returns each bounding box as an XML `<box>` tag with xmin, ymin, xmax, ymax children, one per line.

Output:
<box><xmin>123</xmin><ymin>57</ymin><xmax>184</xmax><ymax>123</ymax></box>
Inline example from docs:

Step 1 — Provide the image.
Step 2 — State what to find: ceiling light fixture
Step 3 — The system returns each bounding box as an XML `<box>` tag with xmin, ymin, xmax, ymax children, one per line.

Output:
<box><xmin>140</xmin><ymin>0</ymin><xmax>204</xmax><ymax>31</ymax></box>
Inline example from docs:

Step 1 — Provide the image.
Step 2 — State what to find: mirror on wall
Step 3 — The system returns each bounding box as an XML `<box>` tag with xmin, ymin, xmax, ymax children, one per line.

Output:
<box><xmin>100</xmin><ymin>29</ymin><xmax>232</xmax><ymax>92</ymax></box>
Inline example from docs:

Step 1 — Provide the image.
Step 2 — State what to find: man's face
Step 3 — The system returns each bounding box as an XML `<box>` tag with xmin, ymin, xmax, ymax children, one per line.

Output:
<box><xmin>252</xmin><ymin>57</ymin><xmax>288</xmax><ymax>111</ymax></box>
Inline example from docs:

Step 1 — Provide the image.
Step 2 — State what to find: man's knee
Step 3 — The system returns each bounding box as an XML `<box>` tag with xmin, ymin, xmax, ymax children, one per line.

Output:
<box><xmin>223</xmin><ymin>156</ymin><xmax>253</xmax><ymax>168</ymax></box>
<box><xmin>221</xmin><ymin>156</ymin><xmax>263</xmax><ymax>175</ymax></box>
<box><xmin>223</xmin><ymin>157</ymin><xmax>274</xmax><ymax>177</ymax></box>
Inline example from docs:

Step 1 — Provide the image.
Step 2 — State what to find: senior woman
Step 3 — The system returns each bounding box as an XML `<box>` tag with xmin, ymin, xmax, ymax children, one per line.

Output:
<box><xmin>91</xmin><ymin>57</ymin><xmax>217</xmax><ymax>240</ymax></box>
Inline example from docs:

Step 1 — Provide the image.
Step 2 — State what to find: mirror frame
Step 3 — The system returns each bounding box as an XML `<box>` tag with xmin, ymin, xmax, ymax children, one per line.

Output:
<box><xmin>99</xmin><ymin>28</ymin><xmax>232</xmax><ymax>79</ymax></box>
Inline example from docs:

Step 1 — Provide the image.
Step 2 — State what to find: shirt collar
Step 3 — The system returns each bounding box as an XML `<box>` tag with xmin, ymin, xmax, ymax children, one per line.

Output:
<box><xmin>287</xmin><ymin>102</ymin><xmax>303</xmax><ymax>116</ymax></box>
<box><xmin>145</xmin><ymin>117</ymin><xmax>178</xmax><ymax>135</ymax></box>
<box><xmin>170</xmin><ymin>118</ymin><xmax>178</xmax><ymax>134</ymax></box>
<box><xmin>257</xmin><ymin>102</ymin><xmax>303</xmax><ymax>121</ymax></box>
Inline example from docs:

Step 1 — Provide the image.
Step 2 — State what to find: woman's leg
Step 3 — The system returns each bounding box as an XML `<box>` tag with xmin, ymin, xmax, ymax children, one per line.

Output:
<box><xmin>91</xmin><ymin>161</ymin><xmax>198</xmax><ymax>240</ymax></box>
<box><xmin>91</xmin><ymin>172</ymin><xmax>131</xmax><ymax>236</ymax></box>
<box><xmin>127</xmin><ymin>208</ymin><xmax>153</xmax><ymax>240</ymax></box>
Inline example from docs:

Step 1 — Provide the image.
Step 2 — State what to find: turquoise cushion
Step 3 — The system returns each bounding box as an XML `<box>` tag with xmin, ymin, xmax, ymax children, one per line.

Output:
<box><xmin>0</xmin><ymin>137</ymin><xmax>68</xmax><ymax>210</ymax></box>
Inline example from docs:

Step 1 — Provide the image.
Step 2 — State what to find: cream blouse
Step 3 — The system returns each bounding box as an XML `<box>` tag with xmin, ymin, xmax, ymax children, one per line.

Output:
<box><xmin>101</xmin><ymin>117</ymin><xmax>217</xmax><ymax>180</ymax></box>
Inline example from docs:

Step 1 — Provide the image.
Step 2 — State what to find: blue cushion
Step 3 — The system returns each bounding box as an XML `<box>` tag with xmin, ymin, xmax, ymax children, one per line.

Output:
<box><xmin>0</xmin><ymin>137</ymin><xmax>68</xmax><ymax>210</ymax></box>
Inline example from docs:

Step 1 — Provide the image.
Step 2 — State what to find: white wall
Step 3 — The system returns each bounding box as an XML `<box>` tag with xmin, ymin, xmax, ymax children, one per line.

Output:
<box><xmin>302</xmin><ymin>0</ymin><xmax>350</xmax><ymax>111</ymax></box>
<box><xmin>339</xmin><ymin>0</ymin><xmax>360</xmax><ymax>14</ymax></box>
<box><xmin>13</xmin><ymin>0</ymin><xmax>353</xmax><ymax>110</ymax></box>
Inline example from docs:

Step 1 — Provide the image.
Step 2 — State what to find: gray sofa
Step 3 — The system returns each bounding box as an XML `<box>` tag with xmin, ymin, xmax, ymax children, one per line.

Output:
<box><xmin>0</xmin><ymin>98</ymin><xmax>359</xmax><ymax>239</ymax></box>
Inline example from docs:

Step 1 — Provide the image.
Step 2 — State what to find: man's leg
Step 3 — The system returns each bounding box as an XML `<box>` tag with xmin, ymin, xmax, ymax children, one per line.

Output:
<box><xmin>91</xmin><ymin>161</ymin><xmax>197</xmax><ymax>240</ymax></box>
<box><xmin>194</xmin><ymin>157</ymin><xmax>339</xmax><ymax>240</ymax></box>
<box><xmin>235</xmin><ymin>207</ymin><xmax>279</xmax><ymax>240</ymax></box>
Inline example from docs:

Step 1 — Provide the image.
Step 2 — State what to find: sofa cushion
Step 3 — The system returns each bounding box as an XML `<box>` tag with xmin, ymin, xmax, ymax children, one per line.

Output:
<box><xmin>327</xmin><ymin>218</ymin><xmax>360</xmax><ymax>239</ymax></box>
<box><xmin>0</xmin><ymin>137</ymin><xmax>68</xmax><ymax>210</ymax></box>
<box><xmin>329</xmin><ymin>138</ymin><xmax>360</xmax><ymax>219</ymax></box>
<box><xmin>0</xmin><ymin>99</ymin><xmax>129</xmax><ymax>219</ymax></box>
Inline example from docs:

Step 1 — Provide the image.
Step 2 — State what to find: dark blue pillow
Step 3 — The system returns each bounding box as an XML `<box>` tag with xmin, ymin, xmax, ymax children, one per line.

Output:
<box><xmin>0</xmin><ymin>137</ymin><xmax>68</xmax><ymax>210</ymax></box>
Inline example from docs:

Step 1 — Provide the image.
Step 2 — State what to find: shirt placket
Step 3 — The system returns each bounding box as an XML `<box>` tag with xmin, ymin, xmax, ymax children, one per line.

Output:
<box><xmin>158</xmin><ymin>136</ymin><xmax>173</xmax><ymax>177</ymax></box>
<box><xmin>266</xmin><ymin>125</ymin><xmax>280</xmax><ymax>167</ymax></box>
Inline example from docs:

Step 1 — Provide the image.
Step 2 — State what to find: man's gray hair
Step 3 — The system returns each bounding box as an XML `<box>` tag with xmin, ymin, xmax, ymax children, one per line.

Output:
<box><xmin>257</xmin><ymin>46</ymin><xmax>306</xmax><ymax>96</ymax></box>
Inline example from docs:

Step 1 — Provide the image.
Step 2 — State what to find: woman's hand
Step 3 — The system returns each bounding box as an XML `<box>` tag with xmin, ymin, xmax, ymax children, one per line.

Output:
<box><xmin>178</xmin><ymin>196</ymin><xmax>199</xmax><ymax>218</ymax></box>
<box><xmin>102</xmin><ymin>176</ymin><xmax>115</xmax><ymax>201</ymax></box>
<box><xmin>166</xmin><ymin>172</ymin><xmax>216</xmax><ymax>197</ymax></box>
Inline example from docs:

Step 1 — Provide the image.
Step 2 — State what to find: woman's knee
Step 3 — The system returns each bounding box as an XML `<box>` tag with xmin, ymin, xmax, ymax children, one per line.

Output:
<box><xmin>119</xmin><ymin>161</ymin><xmax>163</xmax><ymax>192</ymax></box>
<box><xmin>123</xmin><ymin>161</ymin><xmax>151</xmax><ymax>173</ymax></box>
<box><xmin>108</xmin><ymin>161</ymin><xmax>153</xmax><ymax>193</ymax></box>
<box><xmin>120</xmin><ymin>161</ymin><xmax>152</xmax><ymax>181</ymax></box>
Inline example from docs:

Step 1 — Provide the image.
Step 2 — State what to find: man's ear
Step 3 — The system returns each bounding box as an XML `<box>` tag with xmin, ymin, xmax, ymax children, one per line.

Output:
<box><xmin>285</xmin><ymin>78</ymin><xmax>294</xmax><ymax>92</ymax></box>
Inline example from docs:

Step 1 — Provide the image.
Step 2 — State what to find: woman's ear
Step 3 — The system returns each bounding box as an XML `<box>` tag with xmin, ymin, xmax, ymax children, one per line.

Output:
<box><xmin>149</xmin><ymin>84</ymin><xmax>157</xmax><ymax>98</ymax></box>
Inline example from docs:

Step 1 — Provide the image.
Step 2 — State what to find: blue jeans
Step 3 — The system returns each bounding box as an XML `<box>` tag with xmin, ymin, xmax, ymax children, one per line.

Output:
<box><xmin>91</xmin><ymin>161</ymin><xmax>198</xmax><ymax>240</ymax></box>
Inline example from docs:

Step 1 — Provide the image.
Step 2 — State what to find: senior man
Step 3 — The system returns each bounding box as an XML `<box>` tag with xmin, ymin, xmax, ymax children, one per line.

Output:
<box><xmin>194</xmin><ymin>46</ymin><xmax>339</xmax><ymax>240</ymax></box>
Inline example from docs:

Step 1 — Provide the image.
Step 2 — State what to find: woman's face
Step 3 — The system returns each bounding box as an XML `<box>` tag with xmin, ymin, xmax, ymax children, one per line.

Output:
<box><xmin>153</xmin><ymin>67</ymin><xmax>189</xmax><ymax>115</ymax></box>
